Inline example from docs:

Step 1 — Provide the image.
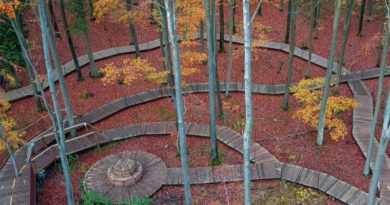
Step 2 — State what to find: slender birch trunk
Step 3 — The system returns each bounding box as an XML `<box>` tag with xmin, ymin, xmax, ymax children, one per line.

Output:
<box><xmin>205</xmin><ymin>0</ymin><xmax>219</xmax><ymax>162</ymax></box>
<box><xmin>38</xmin><ymin>1</ymin><xmax>75</xmax><ymax>204</ymax></box>
<box><xmin>59</xmin><ymin>0</ymin><xmax>83</xmax><ymax>81</ymax></box>
<box><xmin>44</xmin><ymin>1</ymin><xmax>78</xmax><ymax>138</ymax></box>
<box><xmin>243</xmin><ymin>0</ymin><xmax>252</xmax><ymax>204</ymax></box>
<box><xmin>358</xmin><ymin>0</ymin><xmax>366</xmax><ymax>36</ymax></box>
<box><xmin>48</xmin><ymin>0</ymin><xmax>60</xmax><ymax>38</ymax></box>
<box><xmin>305</xmin><ymin>0</ymin><xmax>319</xmax><ymax>78</ymax></box>
<box><xmin>225</xmin><ymin>0</ymin><xmax>234</xmax><ymax>97</ymax></box>
<box><xmin>284</xmin><ymin>0</ymin><xmax>292</xmax><ymax>43</ymax></box>
<box><xmin>317</xmin><ymin>0</ymin><xmax>342</xmax><ymax>146</ymax></box>
<box><xmin>367</xmin><ymin>88</ymin><xmax>390</xmax><ymax>205</ymax></box>
<box><xmin>282</xmin><ymin>0</ymin><xmax>297</xmax><ymax>110</ymax></box>
<box><xmin>335</xmin><ymin>0</ymin><xmax>354</xmax><ymax>93</ymax></box>
<box><xmin>126</xmin><ymin>0</ymin><xmax>140</xmax><ymax>57</ymax></box>
<box><xmin>363</xmin><ymin>16</ymin><xmax>390</xmax><ymax>176</ymax></box>
<box><xmin>219</xmin><ymin>0</ymin><xmax>225</xmax><ymax>52</ymax></box>
<box><xmin>165</xmin><ymin>1</ymin><xmax>192</xmax><ymax>204</ymax></box>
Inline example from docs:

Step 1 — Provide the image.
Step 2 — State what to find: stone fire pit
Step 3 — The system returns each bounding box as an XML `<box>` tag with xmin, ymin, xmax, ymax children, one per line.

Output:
<box><xmin>84</xmin><ymin>151</ymin><xmax>167</xmax><ymax>203</ymax></box>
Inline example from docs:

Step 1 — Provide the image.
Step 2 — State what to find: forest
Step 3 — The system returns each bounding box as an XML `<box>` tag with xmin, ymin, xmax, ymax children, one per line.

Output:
<box><xmin>0</xmin><ymin>0</ymin><xmax>390</xmax><ymax>204</ymax></box>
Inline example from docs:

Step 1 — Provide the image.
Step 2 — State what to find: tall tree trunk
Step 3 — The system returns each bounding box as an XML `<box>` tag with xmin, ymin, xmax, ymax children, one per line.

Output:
<box><xmin>232</xmin><ymin>0</ymin><xmax>236</xmax><ymax>34</ymax></box>
<box><xmin>376</xmin><ymin>24</ymin><xmax>384</xmax><ymax>67</ymax></box>
<box><xmin>38</xmin><ymin>1</ymin><xmax>75</xmax><ymax>204</ymax></box>
<box><xmin>126</xmin><ymin>0</ymin><xmax>140</xmax><ymax>57</ymax></box>
<box><xmin>280</xmin><ymin>0</ymin><xmax>284</xmax><ymax>11</ymax></box>
<box><xmin>200</xmin><ymin>20</ymin><xmax>205</xmax><ymax>52</ymax></box>
<box><xmin>316</xmin><ymin>0</ymin><xmax>342</xmax><ymax>146</ymax></box>
<box><xmin>59</xmin><ymin>0</ymin><xmax>83</xmax><ymax>81</ymax></box>
<box><xmin>284</xmin><ymin>0</ymin><xmax>292</xmax><ymax>43</ymax></box>
<box><xmin>48</xmin><ymin>0</ymin><xmax>61</xmax><ymax>38</ymax></box>
<box><xmin>0</xmin><ymin>122</ymin><xmax>18</xmax><ymax>176</ymax></box>
<box><xmin>157</xmin><ymin>0</ymin><xmax>175</xmax><ymax>89</ymax></box>
<box><xmin>88</xmin><ymin>0</ymin><xmax>95</xmax><ymax>20</ymax></box>
<box><xmin>158</xmin><ymin>30</ymin><xmax>165</xmax><ymax>69</ymax></box>
<box><xmin>165</xmin><ymin>1</ymin><xmax>192</xmax><ymax>204</ymax></box>
<box><xmin>219</xmin><ymin>0</ymin><xmax>225</xmax><ymax>52</ymax></box>
<box><xmin>363</xmin><ymin>17</ymin><xmax>390</xmax><ymax>176</ymax></box>
<box><xmin>205</xmin><ymin>0</ymin><xmax>219</xmax><ymax>163</ymax></box>
<box><xmin>334</xmin><ymin>0</ymin><xmax>354</xmax><ymax>93</ymax></box>
<box><xmin>305</xmin><ymin>0</ymin><xmax>318</xmax><ymax>78</ymax></box>
<box><xmin>358</xmin><ymin>0</ymin><xmax>366</xmax><ymax>36</ymax></box>
<box><xmin>83</xmin><ymin>30</ymin><xmax>99</xmax><ymax>77</ymax></box>
<box><xmin>10</xmin><ymin>18</ymin><xmax>44</xmax><ymax>111</ymax></box>
<box><xmin>243</xmin><ymin>0</ymin><xmax>252</xmax><ymax>204</ymax></box>
<box><xmin>282</xmin><ymin>0</ymin><xmax>297</xmax><ymax>110</ymax></box>
<box><xmin>225</xmin><ymin>0</ymin><xmax>234</xmax><ymax>97</ymax></box>
<box><xmin>313</xmin><ymin>1</ymin><xmax>321</xmax><ymax>39</ymax></box>
<box><xmin>215</xmin><ymin>67</ymin><xmax>225</xmax><ymax>119</ymax></box>
<box><xmin>367</xmin><ymin>88</ymin><xmax>390</xmax><ymax>205</ymax></box>
<box><xmin>44</xmin><ymin>1</ymin><xmax>78</xmax><ymax>138</ymax></box>
<box><xmin>257</xmin><ymin>0</ymin><xmax>262</xmax><ymax>16</ymax></box>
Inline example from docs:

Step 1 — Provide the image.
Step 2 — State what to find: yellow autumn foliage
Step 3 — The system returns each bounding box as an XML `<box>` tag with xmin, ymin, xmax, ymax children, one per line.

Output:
<box><xmin>176</xmin><ymin>0</ymin><xmax>205</xmax><ymax>36</ymax></box>
<box><xmin>291</xmin><ymin>78</ymin><xmax>358</xmax><ymax>141</ymax></box>
<box><xmin>0</xmin><ymin>99</ymin><xmax>25</xmax><ymax>152</ymax></box>
<box><xmin>0</xmin><ymin>0</ymin><xmax>21</xmax><ymax>19</ymax></box>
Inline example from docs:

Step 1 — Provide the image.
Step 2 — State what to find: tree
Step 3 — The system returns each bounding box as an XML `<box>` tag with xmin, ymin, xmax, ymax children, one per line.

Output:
<box><xmin>282</xmin><ymin>0</ymin><xmax>297</xmax><ymax>110</ymax></box>
<box><xmin>363</xmin><ymin>20</ymin><xmax>390</xmax><ymax>176</ymax></box>
<box><xmin>219</xmin><ymin>0</ymin><xmax>225</xmax><ymax>52</ymax></box>
<box><xmin>38</xmin><ymin>0</ymin><xmax>75</xmax><ymax>204</ymax></box>
<box><xmin>284</xmin><ymin>0</ymin><xmax>292</xmax><ymax>43</ymax></box>
<box><xmin>59</xmin><ymin>0</ymin><xmax>83</xmax><ymax>81</ymax></box>
<box><xmin>334</xmin><ymin>0</ymin><xmax>354</xmax><ymax>93</ymax></box>
<box><xmin>0</xmin><ymin>99</ymin><xmax>25</xmax><ymax>176</ymax></box>
<box><xmin>204</xmin><ymin>0</ymin><xmax>219</xmax><ymax>163</ymax></box>
<box><xmin>165</xmin><ymin>0</ymin><xmax>192</xmax><ymax>204</ymax></box>
<box><xmin>48</xmin><ymin>0</ymin><xmax>60</xmax><ymax>38</ymax></box>
<box><xmin>367</xmin><ymin>88</ymin><xmax>390</xmax><ymax>205</ymax></box>
<box><xmin>305</xmin><ymin>0</ymin><xmax>320</xmax><ymax>78</ymax></box>
<box><xmin>68</xmin><ymin>0</ymin><xmax>99</xmax><ymax>77</ymax></box>
<box><xmin>43</xmin><ymin>0</ymin><xmax>78</xmax><ymax>138</ymax></box>
<box><xmin>316</xmin><ymin>0</ymin><xmax>342</xmax><ymax>146</ymax></box>
<box><xmin>242</xmin><ymin>0</ymin><xmax>252</xmax><ymax>204</ymax></box>
<box><xmin>225</xmin><ymin>0</ymin><xmax>234</xmax><ymax>98</ymax></box>
<box><xmin>292</xmin><ymin>78</ymin><xmax>357</xmax><ymax>141</ymax></box>
<box><xmin>358</xmin><ymin>0</ymin><xmax>366</xmax><ymax>36</ymax></box>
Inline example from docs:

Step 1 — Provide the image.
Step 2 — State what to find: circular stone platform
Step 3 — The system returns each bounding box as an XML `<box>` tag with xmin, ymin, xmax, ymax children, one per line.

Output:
<box><xmin>84</xmin><ymin>151</ymin><xmax>167</xmax><ymax>203</ymax></box>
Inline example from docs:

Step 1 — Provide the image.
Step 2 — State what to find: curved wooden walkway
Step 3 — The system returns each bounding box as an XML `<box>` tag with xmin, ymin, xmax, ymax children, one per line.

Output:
<box><xmin>0</xmin><ymin>33</ymin><xmax>389</xmax><ymax>204</ymax></box>
<box><xmin>2</xmin><ymin>33</ymin><xmax>389</xmax><ymax>102</ymax></box>
<box><xmin>27</xmin><ymin>122</ymin><xmax>383</xmax><ymax>204</ymax></box>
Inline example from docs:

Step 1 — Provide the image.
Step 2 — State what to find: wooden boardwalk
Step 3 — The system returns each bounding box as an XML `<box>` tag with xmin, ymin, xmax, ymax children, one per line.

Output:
<box><xmin>26</xmin><ymin>122</ymin><xmax>382</xmax><ymax>204</ymax></box>
<box><xmin>2</xmin><ymin>33</ymin><xmax>389</xmax><ymax>102</ymax></box>
<box><xmin>0</xmin><ymin>33</ymin><xmax>389</xmax><ymax>204</ymax></box>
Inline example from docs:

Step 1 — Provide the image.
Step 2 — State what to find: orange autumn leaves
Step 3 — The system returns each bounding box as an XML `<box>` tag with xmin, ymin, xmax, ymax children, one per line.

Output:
<box><xmin>0</xmin><ymin>0</ymin><xmax>20</xmax><ymax>19</ymax></box>
<box><xmin>292</xmin><ymin>78</ymin><xmax>358</xmax><ymax>141</ymax></box>
<box><xmin>0</xmin><ymin>99</ymin><xmax>25</xmax><ymax>152</ymax></box>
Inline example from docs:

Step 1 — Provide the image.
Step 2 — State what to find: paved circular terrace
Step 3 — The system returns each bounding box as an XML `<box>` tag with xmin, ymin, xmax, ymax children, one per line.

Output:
<box><xmin>84</xmin><ymin>151</ymin><xmax>167</xmax><ymax>203</ymax></box>
<box><xmin>0</xmin><ymin>33</ymin><xmax>388</xmax><ymax>204</ymax></box>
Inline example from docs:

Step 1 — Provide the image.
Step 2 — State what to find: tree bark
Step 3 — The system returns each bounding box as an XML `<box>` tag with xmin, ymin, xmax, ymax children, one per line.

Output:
<box><xmin>205</xmin><ymin>0</ymin><xmax>219</xmax><ymax>162</ymax></box>
<box><xmin>219</xmin><ymin>0</ymin><xmax>225</xmax><ymax>52</ymax></box>
<box><xmin>367</xmin><ymin>88</ymin><xmax>390</xmax><ymax>205</ymax></box>
<box><xmin>305</xmin><ymin>0</ymin><xmax>318</xmax><ymax>78</ymax></box>
<box><xmin>282</xmin><ymin>0</ymin><xmax>297</xmax><ymax>110</ymax></box>
<box><xmin>284</xmin><ymin>0</ymin><xmax>292</xmax><ymax>43</ymax></box>
<box><xmin>165</xmin><ymin>1</ymin><xmax>192</xmax><ymax>204</ymax></box>
<box><xmin>225</xmin><ymin>0</ymin><xmax>234</xmax><ymax>97</ymax></box>
<box><xmin>317</xmin><ymin>0</ymin><xmax>342</xmax><ymax>146</ymax></box>
<box><xmin>358</xmin><ymin>0</ymin><xmax>366</xmax><ymax>36</ymax></box>
<box><xmin>200</xmin><ymin>20</ymin><xmax>205</xmax><ymax>52</ymax></box>
<box><xmin>364</xmin><ymin>16</ymin><xmax>390</xmax><ymax>176</ymax></box>
<box><xmin>83</xmin><ymin>30</ymin><xmax>99</xmax><ymax>77</ymax></box>
<box><xmin>44</xmin><ymin>1</ymin><xmax>78</xmax><ymax>138</ymax></box>
<box><xmin>48</xmin><ymin>0</ymin><xmax>61</xmax><ymax>38</ymax></box>
<box><xmin>10</xmin><ymin>18</ymin><xmax>44</xmax><ymax>111</ymax></box>
<box><xmin>59</xmin><ymin>0</ymin><xmax>83</xmax><ymax>81</ymax></box>
<box><xmin>279</xmin><ymin>0</ymin><xmax>284</xmax><ymax>11</ymax></box>
<box><xmin>126</xmin><ymin>0</ymin><xmax>140</xmax><ymax>57</ymax></box>
<box><xmin>243</xmin><ymin>0</ymin><xmax>252</xmax><ymax>204</ymax></box>
<box><xmin>334</xmin><ymin>0</ymin><xmax>354</xmax><ymax>93</ymax></box>
<box><xmin>38</xmin><ymin>1</ymin><xmax>75</xmax><ymax>204</ymax></box>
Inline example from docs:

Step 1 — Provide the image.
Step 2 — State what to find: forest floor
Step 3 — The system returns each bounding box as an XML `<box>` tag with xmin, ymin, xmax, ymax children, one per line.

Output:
<box><xmin>3</xmin><ymin>0</ymin><xmax>390</xmax><ymax>204</ymax></box>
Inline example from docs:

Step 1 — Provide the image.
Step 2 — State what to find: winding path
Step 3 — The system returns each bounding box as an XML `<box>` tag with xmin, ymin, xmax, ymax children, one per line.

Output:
<box><xmin>0</xmin><ymin>33</ymin><xmax>389</xmax><ymax>204</ymax></box>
